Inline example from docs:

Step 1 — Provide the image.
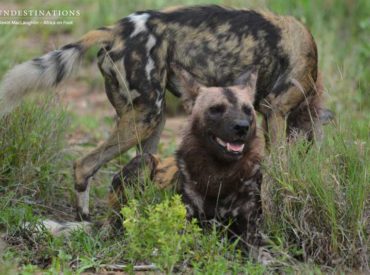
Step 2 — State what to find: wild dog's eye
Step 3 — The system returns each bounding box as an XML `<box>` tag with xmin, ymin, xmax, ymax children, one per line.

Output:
<box><xmin>242</xmin><ymin>105</ymin><xmax>252</xmax><ymax>116</ymax></box>
<box><xmin>209</xmin><ymin>104</ymin><xmax>226</xmax><ymax>115</ymax></box>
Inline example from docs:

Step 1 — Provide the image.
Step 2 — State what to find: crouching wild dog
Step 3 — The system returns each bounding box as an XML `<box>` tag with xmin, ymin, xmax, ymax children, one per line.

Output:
<box><xmin>0</xmin><ymin>5</ymin><xmax>328</xmax><ymax>220</ymax></box>
<box><xmin>110</xmin><ymin>67</ymin><xmax>264</xmax><ymax>248</ymax></box>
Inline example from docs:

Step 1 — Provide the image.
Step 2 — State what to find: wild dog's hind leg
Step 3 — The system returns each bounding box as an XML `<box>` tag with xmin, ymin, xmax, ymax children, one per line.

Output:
<box><xmin>286</xmin><ymin>92</ymin><xmax>323</xmax><ymax>143</ymax></box>
<box><xmin>261</xmin><ymin>77</ymin><xmax>315</xmax><ymax>147</ymax></box>
<box><xmin>74</xmin><ymin>109</ymin><xmax>160</xmax><ymax>220</ymax></box>
<box><xmin>286</xmin><ymin>73</ymin><xmax>331</xmax><ymax>143</ymax></box>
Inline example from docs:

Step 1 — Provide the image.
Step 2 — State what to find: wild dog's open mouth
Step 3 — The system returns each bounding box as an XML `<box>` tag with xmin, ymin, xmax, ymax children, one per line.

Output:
<box><xmin>215</xmin><ymin>136</ymin><xmax>245</xmax><ymax>154</ymax></box>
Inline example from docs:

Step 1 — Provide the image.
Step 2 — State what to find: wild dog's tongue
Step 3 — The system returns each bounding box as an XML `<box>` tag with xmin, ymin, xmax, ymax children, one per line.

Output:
<box><xmin>226</xmin><ymin>143</ymin><xmax>244</xmax><ymax>152</ymax></box>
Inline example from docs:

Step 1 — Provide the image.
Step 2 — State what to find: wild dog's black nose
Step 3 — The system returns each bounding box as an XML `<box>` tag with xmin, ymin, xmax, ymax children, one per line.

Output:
<box><xmin>233</xmin><ymin>120</ymin><xmax>249</xmax><ymax>136</ymax></box>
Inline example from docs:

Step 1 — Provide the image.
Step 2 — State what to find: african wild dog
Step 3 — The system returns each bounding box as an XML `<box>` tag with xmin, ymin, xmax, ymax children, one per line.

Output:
<box><xmin>110</xmin><ymin>66</ymin><xmax>264</xmax><ymax>247</ymax></box>
<box><xmin>0</xmin><ymin>5</ymin><xmax>328</xmax><ymax>220</ymax></box>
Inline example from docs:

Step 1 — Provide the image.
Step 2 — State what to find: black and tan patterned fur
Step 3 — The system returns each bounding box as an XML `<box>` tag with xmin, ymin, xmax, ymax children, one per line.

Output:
<box><xmin>110</xmin><ymin>67</ymin><xmax>264</xmax><ymax>248</ymax></box>
<box><xmin>0</xmin><ymin>5</ymin><xmax>329</xmax><ymax>220</ymax></box>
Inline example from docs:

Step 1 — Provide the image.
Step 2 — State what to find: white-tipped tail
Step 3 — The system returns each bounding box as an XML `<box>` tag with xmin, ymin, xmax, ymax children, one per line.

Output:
<box><xmin>0</xmin><ymin>45</ymin><xmax>82</xmax><ymax>117</ymax></box>
<box><xmin>36</xmin><ymin>219</ymin><xmax>92</xmax><ymax>237</ymax></box>
<box><xmin>0</xmin><ymin>27</ymin><xmax>114</xmax><ymax>118</ymax></box>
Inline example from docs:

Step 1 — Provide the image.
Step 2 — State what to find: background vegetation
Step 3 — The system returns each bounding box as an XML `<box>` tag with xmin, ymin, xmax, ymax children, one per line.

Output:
<box><xmin>0</xmin><ymin>0</ymin><xmax>368</xmax><ymax>273</ymax></box>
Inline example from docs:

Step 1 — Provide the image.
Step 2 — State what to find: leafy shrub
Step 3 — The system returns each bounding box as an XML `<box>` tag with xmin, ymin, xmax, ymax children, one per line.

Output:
<box><xmin>121</xmin><ymin>195</ymin><xmax>201</xmax><ymax>272</ymax></box>
<box><xmin>121</xmin><ymin>194</ymin><xmax>265</xmax><ymax>273</ymax></box>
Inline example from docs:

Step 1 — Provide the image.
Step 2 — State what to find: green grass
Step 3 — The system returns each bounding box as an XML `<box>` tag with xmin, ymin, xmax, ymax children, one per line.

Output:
<box><xmin>263</xmin><ymin>123</ymin><xmax>369</xmax><ymax>270</ymax></box>
<box><xmin>0</xmin><ymin>0</ymin><xmax>369</xmax><ymax>273</ymax></box>
<box><xmin>0</xmin><ymin>97</ymin><xmax>70</xmax><ymax>207</ymax></box>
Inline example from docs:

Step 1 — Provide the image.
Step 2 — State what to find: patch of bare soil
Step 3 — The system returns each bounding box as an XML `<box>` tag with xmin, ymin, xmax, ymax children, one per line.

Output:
<box><xmin>0</xmin><ymin>3</ymin><xmax>19</xmax><ymax>10</ymax></box>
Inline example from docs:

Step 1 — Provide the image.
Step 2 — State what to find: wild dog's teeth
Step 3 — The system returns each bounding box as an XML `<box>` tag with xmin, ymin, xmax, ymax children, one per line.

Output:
<box><xmin>226</xmin><ymin>143</ymin><xmax>245</xmax><ymax>153</ymax></box>
<box><xmin>216</xmin><ymin>137</ymin><xmax>227</xmax><ymax>147</ymax></box>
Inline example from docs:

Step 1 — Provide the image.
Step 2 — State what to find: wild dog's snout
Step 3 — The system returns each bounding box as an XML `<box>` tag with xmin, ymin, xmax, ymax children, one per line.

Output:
<box><xmin>233</xmin><ymin>119</ymin><xmax>250</xmax><ymax>137</ymax></box>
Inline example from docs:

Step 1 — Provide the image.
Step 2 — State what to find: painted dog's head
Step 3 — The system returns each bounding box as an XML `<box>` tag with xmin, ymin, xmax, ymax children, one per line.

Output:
<box><xmin>173</xmin><ymin>66</ymin><xmax>258</xmax><ymax>162</ymax></box>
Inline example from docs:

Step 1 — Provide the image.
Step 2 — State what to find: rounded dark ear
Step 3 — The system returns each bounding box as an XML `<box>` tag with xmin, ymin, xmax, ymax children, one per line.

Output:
<box><xmin>171</xmin><ymin>63</ymin><xmax>205</xmax><ymax>113</ymax></box>
<box><xmin>234</xmin><ymin>67</ymin><xmax>258</xmax><ymax>101</ymax></box>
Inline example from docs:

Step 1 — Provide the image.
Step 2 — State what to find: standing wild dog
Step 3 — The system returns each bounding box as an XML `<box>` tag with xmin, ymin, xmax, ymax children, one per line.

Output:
<box><xmin>0</xmin><ymin>5</ymin><xmax>328</xmax><ymax>219</ymax></box>
<box><xmin>110</xmin><ymin>66</ymin><xmax>264</xmax><ymax>248</ymax></box>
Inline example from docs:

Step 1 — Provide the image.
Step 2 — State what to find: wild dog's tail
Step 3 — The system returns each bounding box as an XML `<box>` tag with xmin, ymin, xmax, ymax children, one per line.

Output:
<box><xmin>32</xmin><ymin>219</ymin><xmax>92</xmax><ymax>237</ymax></box>
<box><xmin>0</xmin><ymin>27</ymin><xmax>114</xmax><ymax>117</ymax></box>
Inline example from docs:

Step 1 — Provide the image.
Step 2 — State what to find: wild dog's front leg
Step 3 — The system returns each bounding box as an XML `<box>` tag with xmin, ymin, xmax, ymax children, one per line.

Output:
<box><xmin>138</xmin><ymin>113</ymin><xmax>166</xmax><ymax>154</ymax></box>
<box><xmin>260</xmin><ymin>100</ymin><xmax>288</xmax><ymax>148</ymax></box>
<box><xmin>74</xmin><ymin>110</ymin><xmax>160</xmax><ymax>220</ymax></box>
<box><xmin>262</xmin><ymin>79</ymin><xmax>312</xmax><ymax>146</ymax></box>
<box><xmin>109</xmin><ymin>153</ymin><xmax>159</xmax><ymax>229</ymax></box>
<box><xmin>233</xmin><ymin>170</ymin><xmax>263</xmax><ymax>249</ymax></box>
<box><xmin>236</xmin><ymin>203</ymin><xmax>263</xmax><ymax>248</ymax></box>
<box><xmin>267</xmin><ymin>110</ymin><xmax>287</xmax><ymax>147</ymax></box>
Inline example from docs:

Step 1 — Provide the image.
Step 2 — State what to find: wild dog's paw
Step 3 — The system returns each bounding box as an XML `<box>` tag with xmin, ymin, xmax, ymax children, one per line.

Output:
<box><xmin>76</xmin><ymin>207</ymin><xmax>91</xmax><ymax>221</ymax></box>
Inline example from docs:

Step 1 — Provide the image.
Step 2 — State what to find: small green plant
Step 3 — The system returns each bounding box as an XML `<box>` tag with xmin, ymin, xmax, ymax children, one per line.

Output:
<box><xmin>121</xmin><ymin>193</ymin><xmax>265</xmax><ymax>273</ymax></box>
<box><xmin>121</xmin><ymin>194</ymin><xmax>201</xmax><ymax>272</ymax></box>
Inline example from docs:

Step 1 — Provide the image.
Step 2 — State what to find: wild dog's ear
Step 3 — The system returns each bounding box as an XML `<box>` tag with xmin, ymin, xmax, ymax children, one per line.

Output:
<box><xmin>234</xmin><ymin>67</ymin><xmax>258</xmax><ymax>88</ymax></box>
<box><xmin>234</xmin><ymin>67</ymin><xmax>258</xmax><ymax>101</ymax></box>
<box><xmin>171</xmin><ymin>63</ymin><xmax>205</xmax><ymax>113</ymax></box>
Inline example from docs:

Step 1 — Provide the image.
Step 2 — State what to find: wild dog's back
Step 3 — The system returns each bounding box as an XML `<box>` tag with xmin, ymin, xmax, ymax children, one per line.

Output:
<box><xmin>158</xmin><ymin>6</ymin><xmax>318</xmax><ymax>106</ymax></box>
